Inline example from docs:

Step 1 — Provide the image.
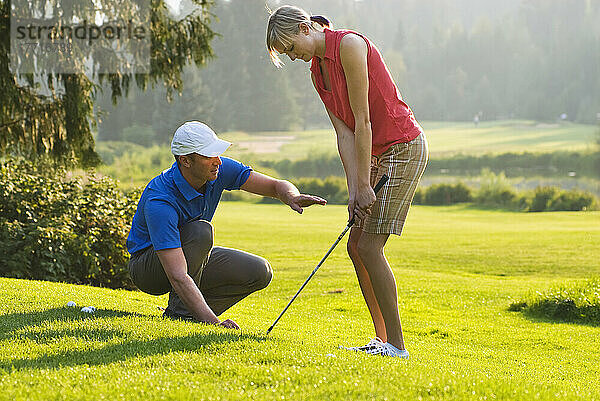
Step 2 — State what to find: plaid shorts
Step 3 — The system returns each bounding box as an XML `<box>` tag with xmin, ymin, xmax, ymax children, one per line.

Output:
<box><xmin>355</xmin><ymin>133</ymin><xmax>429</xmax><ymax>236</ymax></box>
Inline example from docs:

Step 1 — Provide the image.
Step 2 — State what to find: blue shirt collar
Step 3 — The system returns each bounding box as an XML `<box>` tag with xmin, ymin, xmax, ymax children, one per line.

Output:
<box><xmin>172</xmin><ymin>162</ymin><xmax>202</xmax><ymax>201</ymax></box>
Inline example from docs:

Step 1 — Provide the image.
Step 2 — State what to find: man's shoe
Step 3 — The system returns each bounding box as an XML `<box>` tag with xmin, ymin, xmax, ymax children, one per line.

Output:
<box><xmin>342</xmin><ymin>337</ymin><xmax>386</xmax><ymax>355</ymax></box>
<box><xmin>162</xmin><ymin>308</ymin><xmax>197</xmax><ymax>322</ymax></box>
<box><xmin>379</xmin><ymin>342</ymin><xmax>410</xmax><ymax>359</ymax></box>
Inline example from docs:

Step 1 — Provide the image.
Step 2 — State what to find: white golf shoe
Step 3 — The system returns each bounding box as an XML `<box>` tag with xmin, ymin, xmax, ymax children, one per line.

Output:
<box><xmin>379</xmin><ymin>342</ymin><xmax>410</xmax><ymax>359</ymax></box>
<box><xmin>342</xmin><ymin>337</ymin><xmax>386</xmax><ymax>355</ymax></box>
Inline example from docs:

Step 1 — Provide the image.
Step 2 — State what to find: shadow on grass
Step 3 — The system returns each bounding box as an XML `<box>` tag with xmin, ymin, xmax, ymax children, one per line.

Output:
<box><xmin>0</xmin><ymin>307</ymin><xmax>137</xmax><ymax>340</ymax></box>
<box><xmin>0</xmin><ymin>307</ymin><xmax>268</xmax><ymax>371</ymax></box>
<box><xmin>508</xmin><ymin>303</ymin><xmax>600</xmax><ymax>328</ymax></box>
<box><xmin>516</xmin><ymin>311</ymin><xmax>600</xmax><ymax>328</ymax></box>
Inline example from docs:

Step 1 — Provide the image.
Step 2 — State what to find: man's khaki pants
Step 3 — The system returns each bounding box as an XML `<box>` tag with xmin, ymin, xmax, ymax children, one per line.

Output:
<box><xmin>128</xmin><ymin>217</ymin><xmax>272</xmax><ymax>317</ymax></box>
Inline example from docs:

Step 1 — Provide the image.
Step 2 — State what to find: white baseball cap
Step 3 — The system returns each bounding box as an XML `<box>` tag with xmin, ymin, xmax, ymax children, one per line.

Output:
<box><xmin>171</xmin><ymin>121</ymin><xmax>231</xmax><ymax>157</ymax></box>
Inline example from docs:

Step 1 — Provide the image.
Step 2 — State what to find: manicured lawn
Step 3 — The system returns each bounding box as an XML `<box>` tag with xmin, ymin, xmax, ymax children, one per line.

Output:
<box><xmin>95</xmin><ymin>120</ymin><xmax>599</xmax><ymax>190</ymax></box>
<box><xmin>419</xmin><ymin>120</ymin><xmax>597</xmax><ymax>156</ymax></box>
<box><xmin>1</xmin><ymin>203</ymin><xmax>599</xmax><ymax>400</ymax></box>
<box><xmin>220</xmin><ymin>120</ymin><xmax>598</xmax><ymax>159</ymax></box>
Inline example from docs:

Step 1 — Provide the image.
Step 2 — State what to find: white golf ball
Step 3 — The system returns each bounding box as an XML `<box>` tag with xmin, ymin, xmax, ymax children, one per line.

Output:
<box><xmin>66</xmin><ymin>301</ymin><xmax>76</xmax><ymax>307</ymax></box>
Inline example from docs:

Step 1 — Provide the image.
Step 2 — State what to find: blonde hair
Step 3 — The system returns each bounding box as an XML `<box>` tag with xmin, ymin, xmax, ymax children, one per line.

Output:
<box><xmin>266</xmin><ymin>5</ymin><xmax>331</xmax><ymax>67</ymax></box>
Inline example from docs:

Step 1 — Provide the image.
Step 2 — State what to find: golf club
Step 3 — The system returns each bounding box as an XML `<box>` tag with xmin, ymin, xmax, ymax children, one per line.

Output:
<box><xmin>266</xmin><ymin>174</ymin><xmax>389</xmax><ymax>334</ymax></box>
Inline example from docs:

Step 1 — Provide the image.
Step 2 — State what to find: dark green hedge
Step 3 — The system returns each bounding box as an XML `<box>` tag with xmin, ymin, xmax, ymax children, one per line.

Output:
<box><xmin>261</xmin><ymin>150</ymin><xmax>600</xmax><ymax>179</ymax></box>
<box><xmin>532</xmin><ymin>187</ymin><xmax>597</xmax><ymax>212</ymax></box>
<box><xmin>286</xmin><ymin>176</ymin><xmax>597</xmax><ymax>211</ymax></box>
<box><xmin>427</xmin><ymin>151</ymin><xmax>600</xmax><ymax>178</ymax></box>
<box><xmin>262</xmin><ymin>154</ymin><xmax>344</xmax><ymax>178</ymax></box>
<box><xmin>0</xmin><ymin>160</ymin><xmax>140</xmax><ymax>288</ymax></box>
<box><xmin>423</xmin><ymin>183</ymin><xmax>473</xmax><ymax>205</ymax></box>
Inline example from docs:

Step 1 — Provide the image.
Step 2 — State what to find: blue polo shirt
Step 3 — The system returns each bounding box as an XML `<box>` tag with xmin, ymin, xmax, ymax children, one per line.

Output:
<box><xmin>126</xmin><ymin>157</ymin><xmax>252</xmax><ymax>254</ymax></box>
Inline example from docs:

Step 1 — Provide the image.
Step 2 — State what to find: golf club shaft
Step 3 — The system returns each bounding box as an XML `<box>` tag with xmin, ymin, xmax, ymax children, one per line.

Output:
<box><xmin>266</xmin><ymin>223</ymin><xmax>352</xmax><ymax>334</ymax></box>
<box><xmin>266</xmin><ymin>174</ymin><xmax>389</xmax><ymax>334</ymax></box>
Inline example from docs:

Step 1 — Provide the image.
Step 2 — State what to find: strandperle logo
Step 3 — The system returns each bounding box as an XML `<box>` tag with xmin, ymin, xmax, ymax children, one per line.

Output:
<box><xmin>10</xmin><ymin>0</ymin><xmax>150</xmax><ymax>75</ymax></box>
<box><xmin>15</xmin><ymin>19</ymin><xmax>147</xmax><ymax>46</ymax></box>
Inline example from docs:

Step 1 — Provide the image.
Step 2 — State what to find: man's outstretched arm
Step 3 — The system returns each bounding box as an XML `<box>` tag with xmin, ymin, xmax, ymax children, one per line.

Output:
<box><xmin>240</xmin><ymin>171</ymin><xmax>327</xmax><ymax>213</ymax></box>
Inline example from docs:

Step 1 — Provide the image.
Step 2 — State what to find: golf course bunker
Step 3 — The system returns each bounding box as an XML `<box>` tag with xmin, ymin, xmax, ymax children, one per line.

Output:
<box><xmin>235</xmin><ymin>136</ymin><xmax>295</xmax><ymax>154</ymax></box>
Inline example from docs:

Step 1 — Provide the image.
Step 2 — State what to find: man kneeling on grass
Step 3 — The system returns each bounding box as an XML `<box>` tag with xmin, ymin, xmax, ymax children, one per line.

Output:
<box><xmin>126</xmin><ymin>121</ymin><xmax>326</xmax><ymax>329</ymax></box>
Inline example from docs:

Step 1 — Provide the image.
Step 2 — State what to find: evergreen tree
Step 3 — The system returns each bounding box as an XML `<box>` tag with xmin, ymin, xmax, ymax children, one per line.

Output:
<box><xmin>199</xmin><ymin>0</ymin><xmax>300</xmax><ymax>132</ymax></box>
<box><xmin>1</xmin><ymin>0</ymin><xmax>217</xmax><ymax>166</ymax></box>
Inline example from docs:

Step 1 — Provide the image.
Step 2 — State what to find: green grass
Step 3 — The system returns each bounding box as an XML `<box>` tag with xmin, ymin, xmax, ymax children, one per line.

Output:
<box><xmin>420</xmin><ymin>120</ymin><xmax>597</xmax><ymax>156</ymax></box>
<box><xmin>219</xmin><ymin>129</ymin><xmax>337</xmax><ymax>161</ymax></box>
<box><xmin>510</xmin><ymin>278</ymin><xmax>600</xmax><ymax>324</ymax></box>
<box><xmin>1</xmin><ymin>204</ymin><xmax>600</xmax><ymax>400</ymax></box>
<box><xmin>95</xmin><ymin>120</ymin><xmax>599</xmax><ymax>190</ymax></box>
<box><xmin>95</xmin><ymin>143</ymin><xmax>174</xmax><ymax>190</ymax></box>
<box><xmin>219</xmin><ymin>120</ymin><xmax>598</xmax><ymax>159</ymax></box>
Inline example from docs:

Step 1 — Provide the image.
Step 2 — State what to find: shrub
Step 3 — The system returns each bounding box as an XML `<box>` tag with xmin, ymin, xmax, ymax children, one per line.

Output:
<box><xmin>529</xmin><ymin>186</ymin><xmax>561</xmax><ymax>212</ymax></box>
<box><xmin>516</xmin><ymin>193</ymin><xmax>533</xmax><ymax>211</ymax></box>
<box><xmin>509</xmin><ymin>278</ymin><xmax>600</xmax><ymax>325</ymax></box>
<box><xmin>95</xmin><ymin>141</ymin><xmax>145</xmax><ymax>165</ymax></box>
<box><xmin>0</xmin><ymin>159</ymin><xmax>140</xmax><ymax>289</ymax></box>
<box><xmin>293</xmin><ymin>176</ymin><xmax>348</xmax><ymax>205</ymax></box>
<box><xmin>268</xmin><ymin>150</ymin><xmax>600</xmax><ymax>180</ymax></box>
<box><xmin>427</xmin><ymin>150</ymin><xmax>600</xmax><ymax>178</ymax></box>
<box><xmin>528</xmin><ymin>186</ymin><xmax>597</xmax><ymax>212</ymax></box>
<box><xmin>423</xmin><ymin>182</ymin><xmax>473</xmax><ymax>205</ymax></box>
<box><xmin>412</xmin><ymin>188</ymin><xmax>424</xmax><ymax>204</ymax></box>
<box><xmin>265</xmin><ymin>153</ymin><xmax>344</xmax><ymax>178</ymax></box>
<box><xmin>474</xmin><ymin>169</ymin><xmax>520</xmax><ymax>209</ymax></box>
<box><xmin>96</xmin><ymin>144</ymin><xmax>173</xmax><ymax>190</ymax></box>
<box><xmin>478</xmin><ymin>187</ymin><xmax>519</xmax><ymax>209</ymax></box>
<box><xmin>548</xmin><ymin>189</ymin><xmax>597</xmax><ymax>211</ymax></box>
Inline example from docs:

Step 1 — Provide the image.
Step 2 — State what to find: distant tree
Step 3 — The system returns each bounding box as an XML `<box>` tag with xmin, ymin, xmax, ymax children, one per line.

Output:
<box><xmin>199</xmin><ymin>0</ymin><xmax>300</xmax><ymax>132</ymax></box>
<box><xmin>89</xmin><ymin>0</ymin><xmax>600</xmax><ymax>136</ymax></box>
<box><xmin>596</xmin><ymin>124</ymin><xmax>600</xmax><ymax>178</ymax></box>
<box><xmin>151</xmin><ymin>66</ymin><xmax>213</xmax><ymax>142</ymax></box>
<box><xmin>393</xmin><ymin>20</ymin><xmax>406</xmax><ymax>51</ymax></box>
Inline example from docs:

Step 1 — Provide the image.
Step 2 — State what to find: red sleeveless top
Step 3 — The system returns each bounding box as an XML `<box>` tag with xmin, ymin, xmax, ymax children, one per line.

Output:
<box><xmin>310</xmin><ymin>29</ymin><xmax>423</xmax><ymax>156</ymax></box>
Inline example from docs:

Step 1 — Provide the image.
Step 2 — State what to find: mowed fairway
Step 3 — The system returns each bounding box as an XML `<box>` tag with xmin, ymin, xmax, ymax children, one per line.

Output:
<box><xmin>217</xmin><ymin>120</ymin><xmax>598</xmax><ymax>161</ymax></box>
<box><xmin>420</xmin><ymin>120</ymin><xmax>597</xmax><ymax>156</ymax></box>
<box><xmin>1</xmin><ymin>203</ymin><xmax>599</xmax><ymax>400</ymax></box>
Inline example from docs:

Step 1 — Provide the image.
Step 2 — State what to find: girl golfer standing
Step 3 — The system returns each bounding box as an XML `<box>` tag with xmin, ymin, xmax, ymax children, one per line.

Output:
<box><xmin>266</xmin><ymin>5</ymin><xmax>428</xmax><ymax>358</ymax></box>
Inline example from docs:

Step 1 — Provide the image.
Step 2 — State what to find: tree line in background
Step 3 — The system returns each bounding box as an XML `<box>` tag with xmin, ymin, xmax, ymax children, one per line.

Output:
<box><xmin>3</xmin><ymin>0</ymin><xmax>599</xmax><ymax>163</ymax></box>
<box><xmin>96</xmin><ymin>0</ymin><xmax>600</xmax><ymax>144</ymax></box>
